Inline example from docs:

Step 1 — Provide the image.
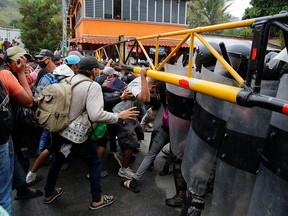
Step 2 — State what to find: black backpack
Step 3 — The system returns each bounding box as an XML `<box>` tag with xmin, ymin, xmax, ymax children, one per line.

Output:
<box><xmin>0</xmin><ymin>80</ymin><xmax>13</xmax><ymax>144</ymax></box>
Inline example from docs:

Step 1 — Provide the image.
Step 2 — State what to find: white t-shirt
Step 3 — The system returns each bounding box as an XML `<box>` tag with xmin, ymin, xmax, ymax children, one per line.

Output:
<box><xmin>113</xmin><ymin>76</ymin><xmax>148</xmax><ymax>113</ymax></box>
<box><xmin>126</xmin><ymin>77</ymin><xmax>142</xmax><ymax>97</ymax></box>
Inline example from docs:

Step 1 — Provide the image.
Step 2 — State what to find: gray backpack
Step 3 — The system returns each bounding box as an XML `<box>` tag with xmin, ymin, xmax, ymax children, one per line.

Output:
<box><xmin>34</xmin><ymin>75</ymin><xmax>91</xmax><ymax>133</ymax></box>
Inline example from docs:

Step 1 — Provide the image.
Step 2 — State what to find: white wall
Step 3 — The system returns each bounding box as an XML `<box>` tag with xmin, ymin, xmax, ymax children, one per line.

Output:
<box><xmin>0</xmin><ymin>27</ymin><xmax>24</xmax><ymax>48</ymax></box>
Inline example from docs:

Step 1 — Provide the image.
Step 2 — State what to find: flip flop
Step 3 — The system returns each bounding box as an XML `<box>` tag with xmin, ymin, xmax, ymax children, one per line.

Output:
<box><xmin>121</xmin><ymin>179</ymin><xmax>140</xmax><ymax>193</ymax></box>
<box><xmin>89</xmin><ymin>195</ymin><xmax>114</xmax><ymax>210</ymax></box>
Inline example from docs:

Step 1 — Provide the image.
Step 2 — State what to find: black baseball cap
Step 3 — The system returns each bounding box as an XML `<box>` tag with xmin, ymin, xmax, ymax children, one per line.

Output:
<box><xmin>35</xmin><ymin>49</ymin><xmax>54</xmax><ymax>58</ymax></box>
<box><xmin>78</xmin><ymin>56</ymin><xmax>105</xmax><ymax>70</ymax></box>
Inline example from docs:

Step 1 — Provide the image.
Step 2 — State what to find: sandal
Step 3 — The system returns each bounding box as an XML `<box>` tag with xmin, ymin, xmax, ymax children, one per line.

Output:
<box><xmin>121</xmin><ymin>179</ymin><xmax>140</xmax><ymax>193</ymax></box>
<box><xmin>89</xmin><ymin>195</ymin><xmax>114</xmax><ymax>210</ymax></box>
<box><xmin>27</xmin><ymin>175</ymin><xmax>43</xmax><ymax>187</ymax></box>
<box><xmin>43</xmin><ymin>188</ymin><xmax>63</xmax><ymax>204</ymax></box>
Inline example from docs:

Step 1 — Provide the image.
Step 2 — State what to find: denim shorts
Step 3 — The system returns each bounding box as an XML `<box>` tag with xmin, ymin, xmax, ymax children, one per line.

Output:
<box><xmin>118</xmin><ymin>134</ymin><xmax>138</xmax><ymax>149</ymax></box>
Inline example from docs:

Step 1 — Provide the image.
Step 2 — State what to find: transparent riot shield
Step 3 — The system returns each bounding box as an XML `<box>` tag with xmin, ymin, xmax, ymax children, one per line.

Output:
<box><xmin>165</xmin><ymin>63</ymin><xmax>195</xmax><ymax>159</ymax></box>
<box><xmin>181</xmin><ymin>67</ymin><xmax>237</xmax><ymax>196</ymax></box>
<box><xmin>247</xmin><ymin>73</ymin><xmax>288</xmax><ymax>216</ymax></box>
<box><xmin>210</xmin><ymin>80</ymin><xmax>278</xmax><ymax>216</ymax></box>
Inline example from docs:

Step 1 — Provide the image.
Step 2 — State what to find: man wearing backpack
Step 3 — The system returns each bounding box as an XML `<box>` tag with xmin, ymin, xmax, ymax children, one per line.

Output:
<box><xmin>26</xmin><ymin>53</ymin><xmax>79</xmax><ymax>184</ymax></box>
<box><xmin>0</xmin><ymin>55</ymin><xmax>33</xmax><ymax>215</ymax></box>
<box><xmin>41</xmin><ymin>56</ymin><xmax>139</xmax><ymax>210</ymax></box>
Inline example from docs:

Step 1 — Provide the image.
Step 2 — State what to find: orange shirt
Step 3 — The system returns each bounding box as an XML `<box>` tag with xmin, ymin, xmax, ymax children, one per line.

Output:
<box><xmin>0</xmin><ymin>70</ymin><xmax>23</xmax><ymax>97</ymax></box>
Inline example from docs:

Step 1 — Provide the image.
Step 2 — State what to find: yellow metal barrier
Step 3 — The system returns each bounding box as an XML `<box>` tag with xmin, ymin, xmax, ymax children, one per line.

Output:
<box><xmin>95</xmin><ymin>12</ymin><xmax>288</xmax><ymax>115</ymax></box>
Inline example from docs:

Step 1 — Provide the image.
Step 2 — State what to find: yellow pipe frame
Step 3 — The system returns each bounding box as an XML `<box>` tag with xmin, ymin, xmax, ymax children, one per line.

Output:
<box><xmin>138</xmin><ymin>41</ymin><xmax>155</xmax><ymax>70</ymax></box>
<box><xmin>132</xmin><ymin>67</ymin><xmax>240</xmax><ymax>103</ymax></box>
<box><xmin>157</xmin><ymin>34</ymin><xmax>190</xmax><ymax>71</ymax></box>
<box><xmin>155</xmin><ymin>37</ymin><xmax>159</xmax><ymax>68</ymax></box>
<box><xmin>94</xmin><ymin>18</ymin><xmax>257</xmax><ymax>87</ymax></box>
<box><xmin>188</xmin><ymin>33</ymin><xmax>194</xmax><ymax>78</ymax></box>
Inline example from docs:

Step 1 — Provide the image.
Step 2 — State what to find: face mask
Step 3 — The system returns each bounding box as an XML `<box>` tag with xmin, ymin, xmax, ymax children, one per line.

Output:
<box><xmin>38</xmin><ymin>60</ymin><xmax>48</xmax><ymax>69</ymax></box>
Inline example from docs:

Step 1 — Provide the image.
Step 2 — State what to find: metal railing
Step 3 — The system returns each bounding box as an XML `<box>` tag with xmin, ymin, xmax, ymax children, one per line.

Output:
<box><xmin>95</xmin><ymin>12</ymin><xmax>288</xmax><ymax>115</ymax></box>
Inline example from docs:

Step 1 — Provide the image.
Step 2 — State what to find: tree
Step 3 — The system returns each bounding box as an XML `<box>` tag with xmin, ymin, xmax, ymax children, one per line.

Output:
<box><xmin>243</xmin><ymin>0</ymin><xmax>288</xmax><ymax>19</ymax></box>
<box><xmin>17</xmin><ymin>0</ymin><xmax>62</xmax><ymax>54</ymax></box>
<box><xmin>187</xmin><ymin>0</ymin><xmax>233</xmax><ymax>29</ymax></box>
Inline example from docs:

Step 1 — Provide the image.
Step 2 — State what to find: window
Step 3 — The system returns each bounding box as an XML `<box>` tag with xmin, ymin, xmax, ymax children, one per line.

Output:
<box><xmin>156</xmin><ymin>0</ymin><xmax>163</xmax><ymax>22</ymax></box>
<box><xmin>79</xmin><ymin>0</ymin><xmax>187</xmax><ymax>23</ymax></box>
<box><xmin>164</xmin><ymin>0</ymin><xmax>170</xmax><ymax>23</ymax></box>
<box><xmin>179</xmin><ymin>1</ymin><xmax>185</xmax><ymax>24</ymax></box>
<box><xmin>171</xmin><ymin>0</ymin><xmax>178</xmax><ymax>23</ymax></box>
<box><xmin>95</xmin><ymin>0</ymin><xmax>104</xmax><ymax>18</ymax></box>
<box><xmin>148</xmin><ymin>0</ymin><xmax>155</xmax><ymax>21</ymax></box>
<box><xmin>114</xmin><ymin>0</ymin><xmax>121</xmax><ymax>19</ymax></box>
<box><xmin>131</xmin><ymin>0</ymin><xmax>139</xmax><ymax>20</ymax></box>
<box><xmin>140</xmin><ymin>0</ymin><xmax>147</xmax><ymax>21</ymax></box>
<box><xmin>85</xmin><ymin>0</ymin><xmax>93</xmax><ymax>17</ymax></box>
<box><xmin>122</xmin><ymin>0</ymin><xmax>130</xmax><ymax>20</ymax></box>
<box><xmin>105</xmin><ymin>0</ymin><xmax>113</xmax><ymax>18</ymax></box>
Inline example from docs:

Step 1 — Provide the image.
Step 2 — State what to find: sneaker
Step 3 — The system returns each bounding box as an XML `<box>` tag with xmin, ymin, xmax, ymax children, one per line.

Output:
<box><xmin>26</xmin><ymin>171</ymin><xmax>37</xmax><ymax>184</ymax></box>
<box><xmin>43</xmin><ymin>188</ymin><xmax>63</xmax><ymax>204</ymax></box>
<box><xmin>114</xmin><ymin>152</ymin><xmax>123</xmax><ymax>167</ymax></box>
<box><xmin>118</xmin><ymin>167</ymin><xmax>135</xmax><ymax>180</ymax></box>
<box><xmin>27</xmin><ymin>175</ymin><xmax>43</xmax><ymax>187</ymax></box>
<box><xmin>15</xmin><ymin>188</ymin><xmax>43</xmax><ymax>200</ymax></box>
<box><xmin>165</xmin><ymin>195</ymin><xmax>184</xmax><ymax>207</ymax></box>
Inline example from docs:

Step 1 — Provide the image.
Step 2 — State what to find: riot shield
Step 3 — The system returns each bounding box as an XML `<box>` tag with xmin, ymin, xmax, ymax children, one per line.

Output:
<box><xmin>210</xmin><ymin>80</ymin><xmax>279</xmax><ymax>216</ymax></box>
<box><xmin>165</xmin><ymin>63</ymin><xmax>195</xmax><ymax>159</ymax></box>
<box><xmin>247</xmin><ymin>73</ymin><xmax>288</xmax><ymax>216</ymax></box>
<box><xmin>181</xmin><ymin>66</ymin><xmax>237</xmax><ymax>198</ymax></box>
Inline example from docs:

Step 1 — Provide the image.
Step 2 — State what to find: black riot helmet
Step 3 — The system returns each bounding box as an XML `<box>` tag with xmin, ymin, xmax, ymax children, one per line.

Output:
<box><xmin>262</xmin><ymin>51</ymin><xmax>284</xmax><ymax>80</ymax></box>
<box><xmin>194</xmin><ymin>42</ymin><xmax>221</xmax><ymax>72</ymax></box>
<box><xmin>226</xmin><ymin>44</ymin><xmax>251</xmax><ymax>79</ymax></box>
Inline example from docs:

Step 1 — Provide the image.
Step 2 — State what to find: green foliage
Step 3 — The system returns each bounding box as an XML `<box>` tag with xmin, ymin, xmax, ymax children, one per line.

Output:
<box><xmin>218</xmin><ymin>27</ymin><xmax>253</xmax><ymax>38</ymax></box>
<box><xmin>0</xmin><ymin>0</ymin><xmax>22</xmax><ymax>28</ymax></box>
<box><xmin>17</xmin><ymin>0</ymin><xmax>62</xmax><ymax>54</ymax></box>
<box><xmin>243</xmin><ymin>0</ymin><xmax>288</xmax><ymax>19</ymax></box>
<box><xmin>187</xmin><ymin>0</ymin><xmax>232</xmax><ymax>28</ymax></box>
<box><xmin>242</xmin><ymin>0</ymin><xmax>288</xmax><ymax>43</ymax></box>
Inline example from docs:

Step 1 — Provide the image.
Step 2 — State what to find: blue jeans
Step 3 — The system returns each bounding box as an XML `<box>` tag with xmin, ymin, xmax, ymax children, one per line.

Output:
<box><xmin>37</xmin><ymin>129</ymin><xmax>51</xmax><ymax>155</ymax></box>
<box><xmin>134</xmin><ymin>127</ymin><xmax>170</xmax><ymax>180</ymax></box>
<box><xmin>38</xmin><ymin>129</ymin><xmax>56</xmax><ymax>161</ymax></box>
<box><xmin>0</xmin><ymin>141</ymin><xmax>14</xmax><ymax>215</ymax></box>
<box><xmin>13</xmin><ymin>155</ymin><xmax>28</xmax><ymax>195</ymax></box>
<box><xmin>45</xmin><ymin>134</ymin><xmax>102</xmax><ymax>202</ymax></box>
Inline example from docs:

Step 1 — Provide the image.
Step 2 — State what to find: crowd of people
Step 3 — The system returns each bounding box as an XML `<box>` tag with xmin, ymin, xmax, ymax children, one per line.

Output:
<box><xmin>1</xmin><ymin>43</ymin><xmax>287</xmax><ymax>216</ymax></box>
<box><xmin>0</xmin><ymin>37</ymin><xmax>20</xmax><ymax>54</ymax></box>
<box><xmin>0</xmin><ymin>46</ymin><xmax>179</xmax><ymax>215</ymax></box>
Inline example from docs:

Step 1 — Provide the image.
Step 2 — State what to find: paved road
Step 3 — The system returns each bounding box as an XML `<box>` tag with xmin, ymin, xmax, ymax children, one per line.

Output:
<box><xmin>12</xmin><ymin>132</ymin><xmax>185</xmax><ymax>216</ymax></box>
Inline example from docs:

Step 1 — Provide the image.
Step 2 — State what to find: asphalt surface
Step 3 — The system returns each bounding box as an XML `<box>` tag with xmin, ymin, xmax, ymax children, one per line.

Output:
<box><xmin>12</xmin><ymin>132</ymin><xmax>191</xmax><ymax>216</ymax></box>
